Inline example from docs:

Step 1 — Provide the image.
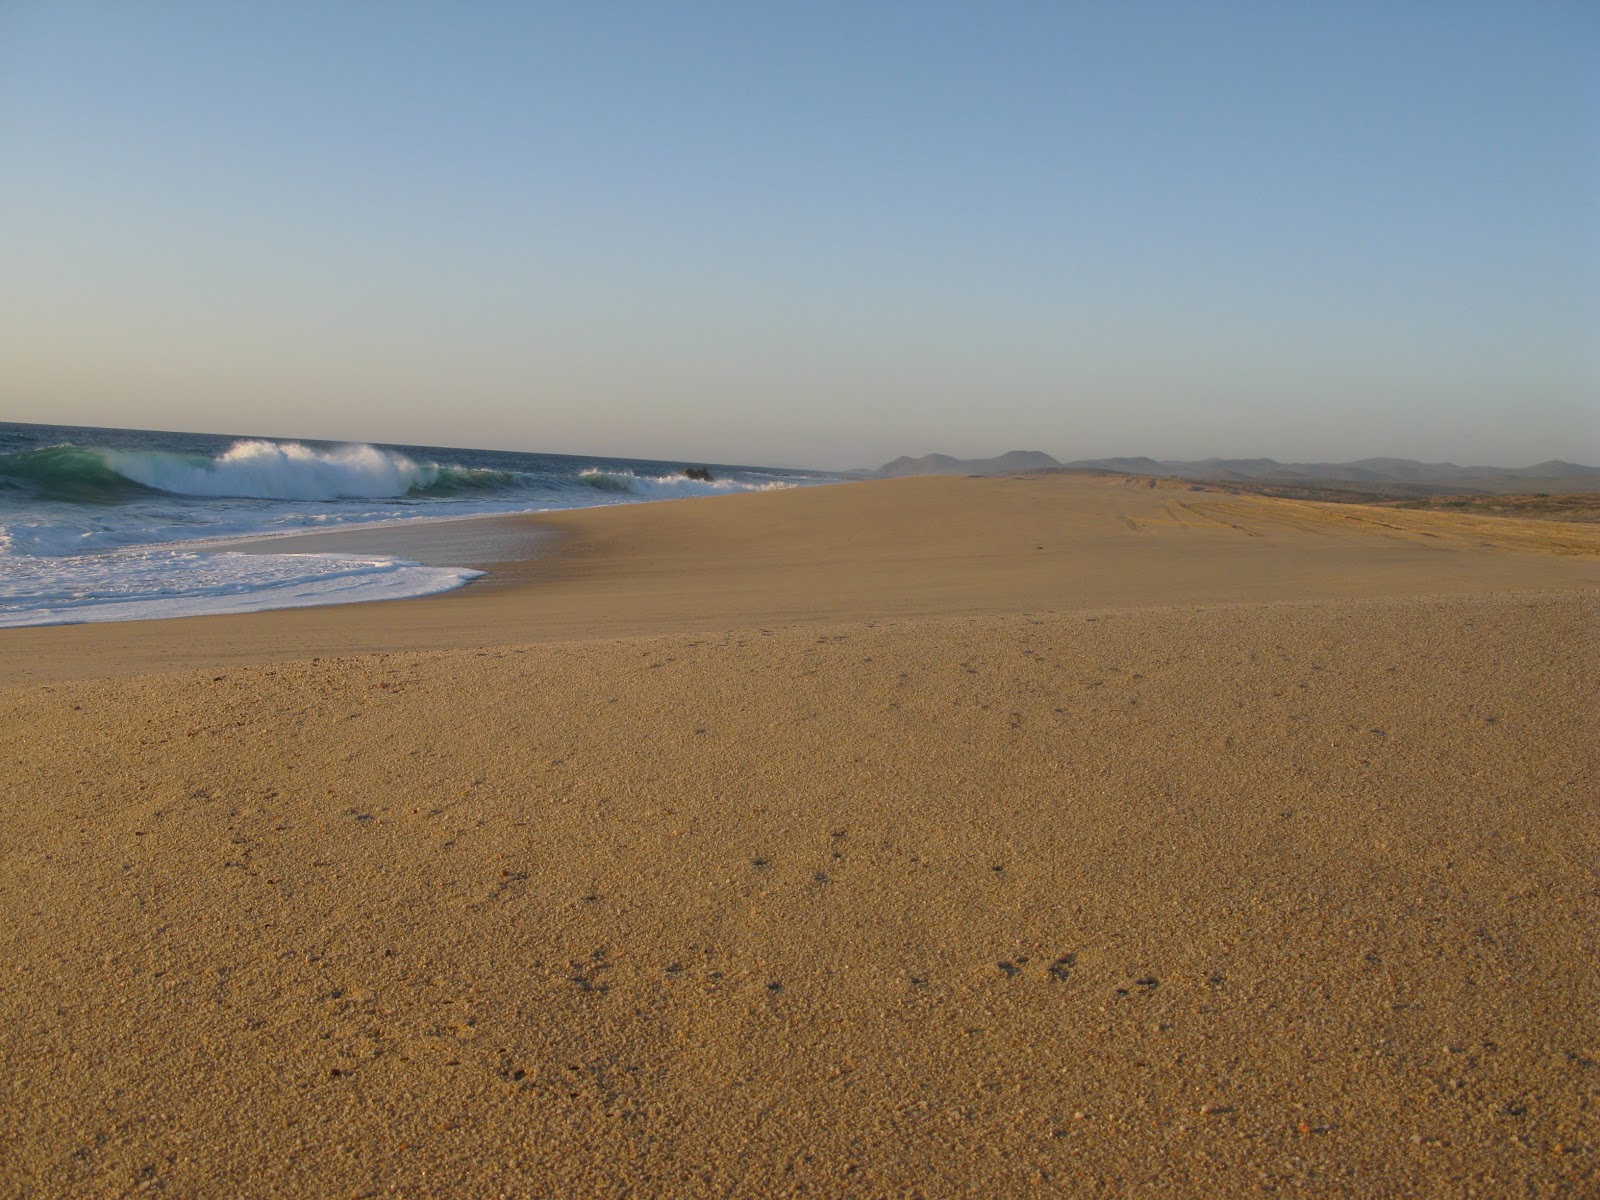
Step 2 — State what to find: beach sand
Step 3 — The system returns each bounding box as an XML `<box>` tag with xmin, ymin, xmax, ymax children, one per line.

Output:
<box><xmin>1</xmin><ymin>474</ymin><xmax>1595</xmax><ymax>1196</ymax></box>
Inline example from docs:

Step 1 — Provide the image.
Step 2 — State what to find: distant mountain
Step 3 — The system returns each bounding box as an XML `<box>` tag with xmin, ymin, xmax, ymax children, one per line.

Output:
<box><xmin>874</xmin><ymin>450</ymin><xmax>1062</xmax><ymax>477</ymax></box>
<box><xmin>1060</xmin><ymin>455</ymin><xmax>1167</xmax><ymax>476</ymax></box>
<box><xmin>868</xmin><ymin>452</ymin><xmax>1600</xmax><ymax>494</ymax></box>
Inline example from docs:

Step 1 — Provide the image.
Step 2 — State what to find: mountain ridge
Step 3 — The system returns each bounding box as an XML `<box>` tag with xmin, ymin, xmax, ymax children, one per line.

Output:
<box><xmin>861</xmin><ymin>452</ymin><xmax>1600</xmax><ymax>494</ymax></box>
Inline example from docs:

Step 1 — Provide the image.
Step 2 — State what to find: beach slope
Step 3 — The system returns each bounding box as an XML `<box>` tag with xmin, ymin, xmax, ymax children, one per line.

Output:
<box><xmin>1</xmin><ymin>474</ymin><xmax>1595</xmax><ymax>1196</ymax></box>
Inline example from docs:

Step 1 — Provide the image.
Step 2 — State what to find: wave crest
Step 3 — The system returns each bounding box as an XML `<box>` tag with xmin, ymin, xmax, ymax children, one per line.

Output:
<box><xmin>0</xmin><ymin>441</ymin><xmax>516</xmax><ymax>503</ymax></box>
<box><xmin>578</xmin><ymin>468</ymin><xmax>792</xmax><ymax>499</ymax></box>
<box><xmin>110</xmin><ymin>440</ymin><xmax>426</xmax><ymax>500</ymax></box>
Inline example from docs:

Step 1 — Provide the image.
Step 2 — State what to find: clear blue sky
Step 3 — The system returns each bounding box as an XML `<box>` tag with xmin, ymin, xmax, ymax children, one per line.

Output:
<box><xmin>2</xmin><ymin>1</ymin><xmax>1595</xmax><ymax>468</ymax></box>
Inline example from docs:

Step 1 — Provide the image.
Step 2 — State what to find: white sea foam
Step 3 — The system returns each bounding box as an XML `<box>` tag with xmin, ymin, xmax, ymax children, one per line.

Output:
<box><xmin>0</xmin><ymin>498</ymin><xmax>524</xmax><ymax>559</ymax></box>
<box><xmin>0</xmin><ymin>548</ymin><xmax>481</xmax><ymax>627</ymax></box>
<box><xmin>0</xmin><ymin>426</ymin><xmax>832</xmax><ymax>627</ymax></box>
<box><xmin>103</xmin><ymin>440</ymin><xmax>437</xmax><ymax>500</ymax></box>
<box><xmin>578</xmin><ymin>468</ymin><xmax>792</xmax><ymax>498</ymax></box>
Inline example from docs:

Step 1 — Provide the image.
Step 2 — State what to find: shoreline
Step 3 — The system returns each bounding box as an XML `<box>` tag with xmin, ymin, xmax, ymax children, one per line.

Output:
<box><xmin>2</xmin><ymin>473</ymin><xmax>1595</xmax><ymax>686</ymax></box>
<box><xmin>0</xmin><ymin>427</ymin><xmax>833</xmax><ymax>630</ymax></box>
<box><xmin>209</xmin><ymin>508</ymin><xmax>566</xmax><ymax>571</ymax></box>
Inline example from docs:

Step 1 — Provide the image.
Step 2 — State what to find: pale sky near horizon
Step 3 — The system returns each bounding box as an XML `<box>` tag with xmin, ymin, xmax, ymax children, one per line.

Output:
<box><xmin>2</xmin><ymin>1</ymin><xmax>1596</xmax><ymax>470</ymax></box>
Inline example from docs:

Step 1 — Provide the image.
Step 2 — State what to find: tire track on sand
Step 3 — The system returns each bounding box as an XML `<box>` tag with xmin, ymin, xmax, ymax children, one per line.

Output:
<box><xmin>1172</xmin><ymin>501</ymin><xmax>1264</xmax><ymax>537</ymax></box>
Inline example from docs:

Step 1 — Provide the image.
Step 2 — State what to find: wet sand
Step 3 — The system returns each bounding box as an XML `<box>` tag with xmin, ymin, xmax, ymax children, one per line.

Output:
<box><xmin>1</xmin><ymin>474</ymin><xmax>1595</xmax><ymax>1196</ymax></box>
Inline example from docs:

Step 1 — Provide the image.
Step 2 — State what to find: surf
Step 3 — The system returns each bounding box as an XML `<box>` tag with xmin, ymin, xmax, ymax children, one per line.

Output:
<box><xmin>0</xmin><ymin>440</ymin><xmax>517</xmax><ymax>503</ymax></box>
<box><xmin>0</xmin><ymin>421</ymin><xmax>834</xmax><ymax>627</ymax></box>
<box><xmin>577</xmin><ymin>467</ymin><xmax>792</xmax><ymax>498</ymax></box>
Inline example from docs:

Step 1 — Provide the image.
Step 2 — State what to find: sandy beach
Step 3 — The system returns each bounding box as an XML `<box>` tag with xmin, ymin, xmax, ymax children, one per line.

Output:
<box><xmin>2</xmin><ymin>473</ymin><xmax>1596</xmax><ymax>1196</ymax></box>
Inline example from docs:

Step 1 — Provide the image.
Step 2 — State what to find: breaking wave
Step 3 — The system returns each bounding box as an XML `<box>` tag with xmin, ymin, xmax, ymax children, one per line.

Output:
<box><xmin>0</xmin><ymin>441</ymin><xmax>516</xmax><ymax>503</ymax></box>
<box><xmin>578</xmin><ymin>467</ymin><xmax>792</xmax><ymax>498</ymax></box>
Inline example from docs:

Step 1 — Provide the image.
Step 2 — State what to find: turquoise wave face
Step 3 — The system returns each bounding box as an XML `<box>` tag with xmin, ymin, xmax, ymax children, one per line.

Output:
<box><xmin>578</xmin><ymin>469</ymin><xmax>635</xmax><ymax>492</ymax></box>
<box><xmin>0</xmin><ymin>420</ymin><xmax>835</xmax><ymax>625</ymax></box>
<box><xmin>0</xmin><ymin>442</ymin><xmax>522</xmax><ymax>504</ymax></box>
<box><xmin>408</xmin><ymin>466</ymin><xmax>519</xmax><ymax>496</ymax></box>
<box><xmin>0</xmin><ymin>446</ymin><xmax>164</xmax><ymax>503</ymax></box>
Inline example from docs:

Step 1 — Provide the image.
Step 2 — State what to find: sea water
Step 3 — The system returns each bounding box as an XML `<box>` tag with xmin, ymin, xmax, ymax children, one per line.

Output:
<box><xmin>0</xmin><ymin>422</ymin><xmax>827</xmax><ymax>626</ymax></box>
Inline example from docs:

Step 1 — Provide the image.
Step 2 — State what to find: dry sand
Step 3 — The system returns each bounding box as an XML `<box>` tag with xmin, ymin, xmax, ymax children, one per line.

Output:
<box><xmin>1</xmin><ymin>474</ymin><xmax>1595</xmax><ymax>1196</ymax></box>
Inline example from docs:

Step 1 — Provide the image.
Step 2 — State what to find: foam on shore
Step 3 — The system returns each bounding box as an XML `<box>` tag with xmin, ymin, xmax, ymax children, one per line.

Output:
<box><xmin>0</xmin><ymin>547</ymin><xmax>482</xmax><ymax>626</ymax></box>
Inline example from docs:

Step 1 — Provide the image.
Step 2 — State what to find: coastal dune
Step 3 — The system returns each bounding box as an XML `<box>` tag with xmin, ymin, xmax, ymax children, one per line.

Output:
<box><xmin>1</xmin><ymin>474</ymin><xmax>1596</xmax><ymax>1196</ymax></box>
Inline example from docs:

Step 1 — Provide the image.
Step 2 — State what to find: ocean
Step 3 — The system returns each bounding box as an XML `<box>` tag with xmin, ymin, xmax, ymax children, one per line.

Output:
<box><xmin>0</xmin><ymin>421</ymin><xmax>829</xmax><ymax>627</ymax></box>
